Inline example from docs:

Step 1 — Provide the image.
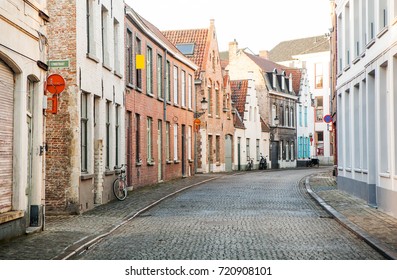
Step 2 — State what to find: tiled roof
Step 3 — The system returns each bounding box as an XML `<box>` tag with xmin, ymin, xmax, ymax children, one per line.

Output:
<box><xmin>233</xmin><ymin>110</ymin><xmax>245</xmax><ymax>129</ymax></box>
<box><xmin>268</xmin><ymin>35</ymin><xmax>330</xmax><ymax>62</ymax></box>
<box><xmin>162</xmin><ymin>28</ymin><xmax>209</xmax><ymax>73</ymax></box>
<box><xmin>230</xmin><ymin>80</ymin><xmax>248</xmax><ymax>120</ymax></box>
<box><xmin>245</xmin><ymin>52</ymin><xmax>302</xmax><ymax>94</ymax></box>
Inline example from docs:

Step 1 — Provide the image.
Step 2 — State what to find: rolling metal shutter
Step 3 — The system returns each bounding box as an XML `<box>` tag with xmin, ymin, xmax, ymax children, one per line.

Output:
<box><xmin>0</xmin><ymin>58</ymin><xmax>14</xmax><ymax>213</ymax></box>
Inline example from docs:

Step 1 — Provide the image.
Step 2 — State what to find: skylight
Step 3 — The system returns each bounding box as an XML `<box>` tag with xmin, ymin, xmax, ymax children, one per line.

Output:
<box><xmin>176</xmin><ymin>43</ymin><xmax>195</xmax><ymax>55</ymax></box>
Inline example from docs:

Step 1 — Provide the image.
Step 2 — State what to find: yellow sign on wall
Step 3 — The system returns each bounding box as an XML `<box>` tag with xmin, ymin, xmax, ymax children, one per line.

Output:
<box><xmin>136</xmin><ymin>54</ymin><xmax>145</xmax><ymax>69</ymax></box>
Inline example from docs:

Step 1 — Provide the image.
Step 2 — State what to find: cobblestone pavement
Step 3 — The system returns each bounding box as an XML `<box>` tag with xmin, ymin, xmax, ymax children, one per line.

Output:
<box><xmin>0</xmin><ymin>174</ymin><xmax>221</xmax><ymax>260</ymax></box>
<box><xmin>74</xmin><ymin>169</ymin><xmax>385</xmax><ymax>260</ymax></box>
<box><xmin>0</xmin><ymin>167</ymin><xmax>395</xmax><ymax>260</ymax></box>
<box><xmin>307</xmin><ymin>169</ymin><xmax>397</xmax><ymax>260</ymax></box>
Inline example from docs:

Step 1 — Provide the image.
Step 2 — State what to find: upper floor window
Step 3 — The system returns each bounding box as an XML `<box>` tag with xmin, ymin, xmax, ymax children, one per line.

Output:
<box><xmin>166</xmin><ymin>61</ymin><xmax>171</xmax><ymax>102</ymax></box>
<box><xmin>157</xmin><ymin>54</ymin><xmax>163</xmax><ymax>99</ymax></box>
<box><xmin>315</xmin><ymin>63</ymin><xmax>323</xmax><ymax>89</ymax></box>
<box><xmin>181</xmin><ymin>70</ymin><xmax>186</xmax><ymax>107</ymax></box>
<box><xmin>173</xmin><ymin>65</ymin><xmax>179</xmax><ymax>104</ymax></box>
<box><xmin>146</xmin><ymin>46</ymin><xmax>153</xmax><ymax>95</ymax></box>
<box><xmin>126</xmin><ymin>29</ymin><xmax>133</xmax><ymax>85</ymax></box>
<box><xmin>315</xmin><ymin>96</ymin><xmax>323</xmax><ymax>122</ymax></box>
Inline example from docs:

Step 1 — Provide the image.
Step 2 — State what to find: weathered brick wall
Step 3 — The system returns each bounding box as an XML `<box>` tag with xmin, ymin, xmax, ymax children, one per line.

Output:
<box><xmin>46</xmin><ymin>0</ymin><xmax>79</xmax><ymax>214</ymax></box>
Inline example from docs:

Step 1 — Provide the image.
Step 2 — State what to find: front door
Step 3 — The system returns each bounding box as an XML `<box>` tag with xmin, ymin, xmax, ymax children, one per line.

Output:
<box><xmin>271</xmin><ymin>141</ymin><xmax>279</xmax><ymax>169</ymax></box>
<box><xmin>158</xmin><ymin>120</ymin><xmax>163</xmax><ymax>181</ymax></box>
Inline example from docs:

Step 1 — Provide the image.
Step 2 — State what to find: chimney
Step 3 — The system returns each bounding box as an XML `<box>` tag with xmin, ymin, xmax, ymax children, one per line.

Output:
<box><xmin>259</xmin><ymin>50</ymin><xmax>269</xmax><ymax>59</ymax></box>
<box><xmin>229</xmin><ymin>39</ymin><xmax>238</xmax><ymax>62</ymax></box>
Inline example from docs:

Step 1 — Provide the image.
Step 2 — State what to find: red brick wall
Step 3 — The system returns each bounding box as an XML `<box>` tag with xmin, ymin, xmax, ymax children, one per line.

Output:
<box><xmin>46</xmin><ymin>0</ymin><xmax>78</xmax><ymax>213</ymax></box>
<box><xmin>125</xmin><ymin>15</ymin><xmax>195</xmax><ymax>189</ymax></box>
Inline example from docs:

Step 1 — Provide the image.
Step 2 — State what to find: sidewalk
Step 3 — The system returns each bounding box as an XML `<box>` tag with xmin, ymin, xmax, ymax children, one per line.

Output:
<box><xmin>1</xmin><ymin>170</ymin><xmax>397</xmax><ymax>260</ymax></box>
<box><xmin>307</xmin><ymin>170</ymin><xmax>397</xmax><ymax>260</ymax></box>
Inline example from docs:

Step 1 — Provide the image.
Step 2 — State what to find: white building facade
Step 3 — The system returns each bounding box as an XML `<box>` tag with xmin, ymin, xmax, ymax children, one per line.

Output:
<box><xmin>231</xmin><ymin>73</ymin><xmax>267</xmax><ymax>170</ymax></box>
<box><xmin>0</xmin><ymin>0</ymin><xmax>49</xmax><ymax>240</ymax></box>
<box><xmin>335</xmin><ymin>0</ymin><xmax>397</xmax><ymax>218</ymax></box>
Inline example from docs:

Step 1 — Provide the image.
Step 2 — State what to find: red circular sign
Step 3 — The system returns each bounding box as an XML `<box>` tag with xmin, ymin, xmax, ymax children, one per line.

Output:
<box><xmin>46</xmin><ymin>74</ymin><xmax>66</xmax><ymax>94</ymax></box>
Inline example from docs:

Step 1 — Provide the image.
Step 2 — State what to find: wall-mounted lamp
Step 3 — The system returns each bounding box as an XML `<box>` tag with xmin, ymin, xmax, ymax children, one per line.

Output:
<box><xmin>194</xmin><ymin>97</ymin><xmax>208</xmax><ymax>118</ymax></box>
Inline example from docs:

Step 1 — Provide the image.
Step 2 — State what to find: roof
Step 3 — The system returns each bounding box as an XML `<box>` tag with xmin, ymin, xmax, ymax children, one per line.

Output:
<box><xmin>162</xmin><ymin>28</ymin><xmax>209</xmax><ymax>76</ymax></box>
<box><xmin>233</xmin><ymin>110</ymin><xmax>245</xmax><ymax>129</ymax></box>
<box><xmin>268</xmin><ymin>35</ymin><xmax>330</xmax><ymax>62</ymax></box>
<box><xmin>260</xmin><ymin>117</ymin><xmax>270</xmax><ymax>133</ymax></box>
<box><xmin>230</xmin><ymin>80</ymin><xmax>248</xmax><ymax>120</ymax></box>
<box><xmin>244</xmin><ymin>52</ymin><xmax>302</xmax><ymax>94</ymax></box>
<box><xmin>125</xmin><ymin>5</ymin><xmax>197</xmax><ymax>70</ymax></box>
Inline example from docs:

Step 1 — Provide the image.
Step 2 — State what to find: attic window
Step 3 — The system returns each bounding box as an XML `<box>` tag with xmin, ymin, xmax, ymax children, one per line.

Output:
<box><xmin>176</xmin><ymin>43</ymin><xmax>195</xmax><ymax>55</ymax></box>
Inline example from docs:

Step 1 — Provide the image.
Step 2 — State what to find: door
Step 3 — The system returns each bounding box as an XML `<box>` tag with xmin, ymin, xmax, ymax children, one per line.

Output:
<box><xmin>237</xmin><ymin>137</ymin><xmax>241</xmax><ymax>171</ymax></box>
<box><xmin>271</xmin><ymin>141</ymin><xmax>279</xmax><ymax>169</ymax></box>
<box><xmin>126</xmin><ymin>111</ymin><xmax>132</xmax><ymax>186</ymax></box>
<box><xmin>225</xmin><ymin>134</ymin><xmax>232</xmax><ymax>172</ymax></box>
<box><xmin>158</xmin><ymin>120</ymin><xmax>163</xmax><ymax>181</ymax></box>
<box><xmin>181</xmin><ymin>125</ymin><xmax>186</xmax><ymax>177</ymax></box>
<box><xmin>0</xmin><ymin>59</ymin><xmax>14</xmax><ymax>214</ymax></box>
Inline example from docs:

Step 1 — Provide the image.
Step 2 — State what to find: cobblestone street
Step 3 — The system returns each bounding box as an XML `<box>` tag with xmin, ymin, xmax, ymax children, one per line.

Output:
<box><xmin>74</xmin><ymin>169</ymin><xmax>385</xmax><ymax>260</ymax></box>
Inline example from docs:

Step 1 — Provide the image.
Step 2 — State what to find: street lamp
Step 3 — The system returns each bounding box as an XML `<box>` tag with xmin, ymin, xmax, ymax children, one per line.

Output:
<box><xmin>194</xmin><ymin>97</ymin><xmax>208</xmax><ymax>118</ymax></box>
<box><xmin>273</xmin><ymin>115</ymin><xmax>279</xmax><ymax>127</ymax></box>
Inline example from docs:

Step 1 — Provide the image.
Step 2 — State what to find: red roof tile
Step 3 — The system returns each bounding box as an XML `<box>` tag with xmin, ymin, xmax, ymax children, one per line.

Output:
<box><xmin>230</xmin><ymin>80</ymin><xmax>248</xmax><ymax>120</ymax></box>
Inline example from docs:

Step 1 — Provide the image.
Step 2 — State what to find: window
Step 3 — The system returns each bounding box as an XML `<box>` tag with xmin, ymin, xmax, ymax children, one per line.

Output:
<box><xmin>285</xmin><ymin>106</ymin><xmax>289</xmax><ymax>127</ymax></box>
<box><xmin>126</xmin><ymin>29</ymin><xmax>133</xmax><ymax>85</ymax></box>
<box><xmin>166</xmin><ymin>61</ymin><xmax>171</xmax><ymax>102</ymax></box>
<box><xmin>304</xmin><ymin>106</ymin><xmax>308</xmax><ymax>127</ymax></box>
<box><xmin>290</xmin><ymin>107</ymin><xmax>294</xmax><ymax>127</ymax></box>
<box><xmin>146</xmin><ymin>46</ymin><xmax>153</xmax><ymax>95</ymax></box>
<box><xmin>246</xmin><ymin>138</ymin><xmax>250</xmax><ymax>160</ymax></box>
<box><xmin>176</xmin><ymin>43</ymin><xmax>195</xmax><ymax>55</ymax></box>
<box><xmin>113</xmin><ymin>19</ymin><xmax>120</xmax><ymax>72</ymax></box>
<box><xmin>181</xmin><ymin>70</ymin><xmax>186</xmax><ymax>107</ymax></box>
<box><xmin>286</xmin><ymin>141</ymin><xmax>289</xmax><ymax>160</ymax></box>
<box><xmin>315</xmin><ymin>96</ymin><xmax>323</xmax><ymax>122</ymax></box>
<box><xmin>136</xmin><ymin>37</ymin><xmax>142</xmax><ymax>90</ymax></box>
<box><xmin>291</xmin><ymin>142</ymin><xmax>295</xmax><ymax>161</ymax></box>
<box><xmin>101</xmin><ymin>6</ymin><xmax>109</xmax><ymax>66</ymax></box>
<box><xmin>256</xmin><ymin>139</ymin><xmax>260</xmax><ymax>161</ymax></box>
<box><xmin>315</xmin><ymin>63</ymin><xmax>323</xmax><ymax>88</ymax></box>
<box><xmin>135</xmin><ymin>114</ymin><xmax>141</xmax><ymax>163</ymax></box>
<box><xmin>173</xmin><ymin>66</ymin><xmax>179</xmax><ymax>104</ymax></box>
<box><xmin>216</xmin><ymin>135</ymin><xmax>220</xmax><ymax>162</ymax></box>
<box><xmin>86</xmin><ymin>0</ymin><xmax>94</xmax><ymax>55</ymax></box>
<box><xmin>188</xmin><ymin>74</ymin><xmax>193</xmax><ymax>110</ymax></box>
<box><xmin>166</xmin><ymin>122</ymin><xmax>171</xmax><ymax>161</ymax></box>
<box><xmin>81</xmin><ymin>92</ymin><xmax>88</xmax><ymax>172</ymax></box>
<box><xmin>215</xmin><ymin>88</ymin><xmax>220</xmax><ymax>116</ymax></box>
<box><xmin>157</xmin><ymin>54</ymin><xmax>163</xmax><ymax>99</ymax></box>
<box><xmin>106</xmin><ymin>101</ymin><xmax>111</xmax><ymax>169</ymax></box>
<box><xmin>299</xmin><ymin>105</ymin><xmax>302</xmax><ymax>127</ymax></box>
<box><xmin>173</xmin><ymin>124</ymin><xmax>178</xmax><ymax>161</ymax></box>
<box><xmin>272</xmin><ymin>104</ymin><xmax>277</xmax><ymax>126</ymax></box>
<box><xmin>188</xmin><ymin>126</ymin><xmax>192</xmax><ymax>160</ymax></box>
<box><xmin>280</xmin><ymin>105</ymin><xmax>284</xmax><ymax>126</ymax></box>
<box><xmin>147</xmin><ymin>117</ymin><xmax>153</xmax><ymax>162</ymax></box>
<box><xmin>115</xmin><ymin>105</ymin><xmax>119</xmax><ymax>166</ymax></box>
<box><xmin>207</xmin><ymin>85</ymin><xmax>212</xmax><ymax>115</ymax></box>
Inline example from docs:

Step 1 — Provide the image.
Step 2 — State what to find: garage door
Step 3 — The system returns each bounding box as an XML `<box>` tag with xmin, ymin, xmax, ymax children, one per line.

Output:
<box><xmin>0</xmin><ymin>58</ymin><xmax>14</xmax><ymax>213</ymax></box>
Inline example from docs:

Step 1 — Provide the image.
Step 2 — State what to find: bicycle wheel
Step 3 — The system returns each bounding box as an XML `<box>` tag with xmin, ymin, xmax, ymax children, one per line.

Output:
<box><xmin>113</xmin><ymin>178</ymin><xmax>127</xmax><ymax>201</ymax></box>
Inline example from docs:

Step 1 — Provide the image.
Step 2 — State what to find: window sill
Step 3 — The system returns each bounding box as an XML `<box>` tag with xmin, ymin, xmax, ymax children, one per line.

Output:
<box><xmin>343</xmin><ymin>65</ymin><xmax>351</xmax><ymax>72</ymax></box>
<box><xmin>188</xmin><ymin>159</ymin><xmax>193</xmax><ymax>163</ymax></box>
<box><xmin>147</xmin><ymin>161</ymin><xmax>155</xmax><ymax>166</ymax></box>
<box><xmin>166</xmin><ymin>160</ymin><xmax>173</xmax><ymax>164</ymax></box>
<box><xmin>352</xmin><ymin>57</ymin><xmax>360</xmax><ymax>65</ymax></box>
<box><xmin>174</xmin><ymin>160</ymin><xmax>180</xmax><ymax>164</ymax></box>
<box><xmin>136</xmin><ymin>162</ymin><xmax>143</xmax><ymax>167</ymax></box>
<box><xmin>103</xmin><ymin>64</ymin><xmax>113</xmax><ymax>72</ymax></box>
<box><xmin>104</xmin><ymin>170</ymin><xmax>115</xmax><ymax>176</ymax></box>
<box><xmin>377</xmin><ymin>26</ymin><xmax>388</xmax><ymax>39</ymax></box>
<box><xmin>379</xmin><ymin>172</ymin><xmax>391</xmax><ymax>179</ymax></box>
<box><xmin>147</xmin><ymin>92</ymin><xmax>154</xmax><ymax>98</ymax></box>
<box><xmin>126</xmin><ymin>83</ymin><xmax>135</xmax><ymax>90</ymax></box>
<box><xmin>114</xmin><ymin>70</ymin><xmax>123</xmax><ymax>79</ymax></box>
<box><xmin>86</xmin><ymin>53</ymin><xmax>100</xmax><ymax>63</ymax></box>
<box><xmin>366</xmin><ymin>39</ymin><xmax>376</xmax><ymax>49</ymax></box>
<box><xmin>80</xmin><ymin>173</ymin><xmax>94</xmax><ymax>181</ymax></box>
<box><xmin>354</xmin><ymin>168</ymin><xmax>362</xmax><ymax>173</ymax></box>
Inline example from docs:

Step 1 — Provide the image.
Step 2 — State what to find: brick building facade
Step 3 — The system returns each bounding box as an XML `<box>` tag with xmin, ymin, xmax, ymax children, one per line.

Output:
<box><xmin>163</xmin><ymin>20</ymin><xmax>235</xmax><ymax>173</ymax></box>
<box><xmin>125</xmin><ymin>6</ymin><xmax>197</xmax><ymax>188</ymax></box>
<box><xmin>46</xmin><ymin>0</ymin><xmax>125</xmax><ymax>214</ymax></box>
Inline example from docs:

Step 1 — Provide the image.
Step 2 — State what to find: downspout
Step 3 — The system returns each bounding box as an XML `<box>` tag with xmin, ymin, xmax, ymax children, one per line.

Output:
<box><xmin>163</xmin><ymin>50</ymin><xmax>167</xmax><ymax>179</ymax></box>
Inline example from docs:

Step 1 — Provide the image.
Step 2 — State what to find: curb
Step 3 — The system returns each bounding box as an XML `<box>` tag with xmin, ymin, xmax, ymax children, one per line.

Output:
<box><xmin>305</xmin><ymin>176</ymin><xmax>397</xmax><ymax>260</ymax></box>
<box><xmin>53</xmin><ymin>176</ymin><xmax>220</xmax><ymax>260</ymax></box>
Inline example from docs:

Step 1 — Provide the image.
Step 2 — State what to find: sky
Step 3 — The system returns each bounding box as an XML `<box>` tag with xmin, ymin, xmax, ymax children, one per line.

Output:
<box><xmin>125</xmin><ymin>0</ymin><xmax>332</xmax><ymax>53</ymax></box>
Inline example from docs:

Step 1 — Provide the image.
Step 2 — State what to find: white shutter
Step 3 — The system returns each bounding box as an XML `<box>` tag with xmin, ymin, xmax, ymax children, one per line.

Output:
<box><xmin>0</xmin><ymin>59</ymin><xmax>14</xmax><ymax>213</ymax></box>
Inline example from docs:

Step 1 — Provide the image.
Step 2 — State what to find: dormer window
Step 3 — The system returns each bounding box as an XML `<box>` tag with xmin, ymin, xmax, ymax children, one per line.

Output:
<box><xmin>289</xmin><ymin>73</ymin><xmax>293</xmax><ymax>92</ymax></box>
<box><xmin>272</xmin><ymin>68</ymin><xmax>277</xmax><ymax>89</ymax></box>
<box><xmin>281</xmin><ymin>71</ymin><xmax>286</xmax><ymax>91</ymax></box>
<box><xmin>176</xmin><ymin>43</ymin><xmax>195</xmax><ymax>55</ymax></box>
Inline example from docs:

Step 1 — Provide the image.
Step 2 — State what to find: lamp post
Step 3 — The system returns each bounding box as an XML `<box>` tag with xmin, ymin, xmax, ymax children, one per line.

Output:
<box><xmin>193</xmin><ymin>97</ymin><xmax>208</xmax><ymax>174</ymax></box>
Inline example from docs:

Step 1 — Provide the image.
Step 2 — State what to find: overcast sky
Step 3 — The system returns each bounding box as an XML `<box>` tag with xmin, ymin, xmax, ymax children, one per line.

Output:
<box><xmin>125</xmin><ymin>0</ymin><xmax>332</xmax><ymax>53</ymax></box>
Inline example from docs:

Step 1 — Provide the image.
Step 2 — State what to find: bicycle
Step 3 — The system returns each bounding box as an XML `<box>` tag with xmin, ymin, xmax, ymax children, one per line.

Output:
<box><xmin>245</xmin><ymin>158</ymin><xmax>254</xmax><ymax>171</ymax></box>
<box><xmin>113</xmin><ymin>164</ymin><xmax>127</xmax><ymax>201</ymax></box>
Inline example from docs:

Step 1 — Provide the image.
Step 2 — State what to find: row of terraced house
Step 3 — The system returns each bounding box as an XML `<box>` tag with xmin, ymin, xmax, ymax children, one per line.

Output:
<box><xmin>1</xmin><ymin>0</ymin><xmax>334</xmax><ymax>241</ymax></box>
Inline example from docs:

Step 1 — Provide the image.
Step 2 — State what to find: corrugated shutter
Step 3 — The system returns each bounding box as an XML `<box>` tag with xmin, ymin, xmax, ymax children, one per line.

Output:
<box><xmin>0</xmin><ymin>58</ymin><xmax>14</xmax><ymax>213</ymax></box>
